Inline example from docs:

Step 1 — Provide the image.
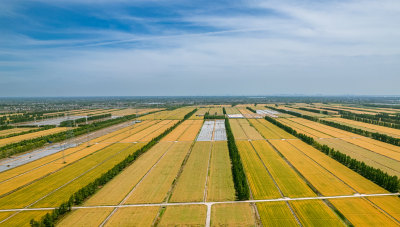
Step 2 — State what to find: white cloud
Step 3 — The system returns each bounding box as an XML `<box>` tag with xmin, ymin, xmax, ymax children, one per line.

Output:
<box><xmin>1</xmin><ymin>0</ymin><xmax>400</xmax><ymax>96</ymax></box>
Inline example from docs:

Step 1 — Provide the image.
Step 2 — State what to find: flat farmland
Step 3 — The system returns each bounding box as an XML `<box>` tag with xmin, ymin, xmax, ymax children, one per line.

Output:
<box><xmin>236</xmin><ymin>141</ymin><xmax>281</xmax><ymax>199</ymax></box>
<box><xmin>340</xmin><ymin>137</ymin><xmax>400</xmax><ymax>162</ymax></box>
<box><xmin>189</xmin><ymin>108</ymin><xmax>210</xmax><ymax>119</ymax></box>
<box><xmin>289</xmin><ymin>200</ymin><xmax>344</xmax><ymax>226</ymax></box>
<box><xmin>83</xmin><ymin>142</ymin><xmax>173</xmax><ymax>206</ymax></box>
<box><xmin>178</xmin><ymin>120</ymin><xmax>202</xmax><ymax>141</ymax></box>
<box><xmin>0</xmin><ymin>120</ymin><xmax>160</xmax><ymax>197</ymax></box>
<box><xmin>251</xmin><ymin>140</ymin><xmax>315</xmax><ymax>198</ymax></box>
<box><xmin>105</xmin><ymin>207</ymin><xmax>159</xmax><ymax>226</ymax></box>
<box><xmin>58</xmin><ymin>208</ymin><xmax>114</xmax><ymax>227</ymax></box>
<box><xmin>329</xmin><ymin>198</ymin><xmax>398</xmax><ymax>226</ymax></box>
<box><xmin>161</xmin><ymin>119</ymin><xmax>201</xmax><ymax>142</ymax></box>
<box><xmin>325</xmin><ymin>117</ymin><xmax>400</xmax><ymax>138</ymax></box>
<box><xmin>0</xmin><ymin>119</ymin><xmax>176</xmax><ymax>224</ymax></box>
<box><xmin>224</xmin><ymin>107</ymin><xmax>240</xmax><ymax>114</ymax></box>
<box><xmin>229</xmin><ymin>119</ymin><xmax>248</xmax><ymax>140</ymax></box>
<box><xmin>269</xmin><ymin>140</ymin><xmax>354</xmax><ymax>196</ymax></box>
<box><xmin>170</xmin><ymin>141</ymin><xmax>211</xmax><ymax>202</ymax></box>
<box><xmin>206</xmin><ymin>141</ymin><xmax>236</xmax><ymax>202</ymax></box>
<box><xmin>287</xmin><ymin>140</ymin><xmax>388</xmax><ymax>193</ymax></box>
<box><xmin>120</xmin><ymin>120</ymin><xmax>177</xmax><ymax>142</ymax></box>
<box><xmin>249</xmin><ymin>119</ymin><xmax>295</xmax><ymax>139</ymax></box>
<box><xmin>211</xmin><ymin>203</ymin><xmax>255</xmax><ymax>226</ymax></box>
<box><xmin>138</xmin><ymin>107</ymin><xmax>195</xmax><ymax>120</ymax></box>
<box><xmin>277</xmin><ymin>118</ymin><xmax>332</xmax><ymax>138</ymax></box>
<box><xmin>0</xmin><ymin>128</ymin><xmax>34</xmax><ymax>137</ymax></box>
<box><xmin>33</xmin><ymin>144</ymin><xmax>146</xmax><ymax>208</ymax></box>
<box><xmin>158</xmin><ymin>205</ymin><xmax>207</xmax><ymax>226</ymax></box>
<box><xmin>123</xmin><ymin>142</ymin><xmax>192</xmax><ymax>204</ymax></box>
<box><xmin>208</xmin><ymin>107</ymin><xmax>224</xmax><ymax>115</ymax></box>
<box><xmin>0</xmin><ymin>210</ymin><xmax>50</xmax><ymax>227</ymax></box>
<box><xmin>0</xmin><ymin>127</ymin><xmax>70</xmax><ymax>147</ymax></box>
<box><xmin>256</xmin><ymin>202</ymin><xmax>298</xmax><ymax>226</ymax></box>
<box><xmin>318</xmin><ymin>138</ymin><xmax>400</xmax><ymax>176</ymax></box>
<box><xmin>277</xmin><ymin>117</ymin><xmax>400</xmax><ymax>170</ymax></box>
<box><xmin>230</xmin><ymin>119</ymin><xmax>264</xmax><ymax>140</ymax></box>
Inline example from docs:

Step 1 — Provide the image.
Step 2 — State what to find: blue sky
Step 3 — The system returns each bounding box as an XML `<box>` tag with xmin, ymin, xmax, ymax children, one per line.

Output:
<box><xmin>1</xmin><ymin>0</ymin><xmax>399</xmax><ymax>96</ymax></box>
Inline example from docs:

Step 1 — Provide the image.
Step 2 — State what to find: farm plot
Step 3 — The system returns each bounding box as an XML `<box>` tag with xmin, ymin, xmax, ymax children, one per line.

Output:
<box><xmin>206</xmin><ymin>141</ymin><xmax>236</xmax><ymax>202</ymax></box>
<box><xmin>120</xmin><ymin>120</ymin><xmax>177</xmax><ymax>142</ymax></box>
<box><xmin>277</xmin><ymin>118</ymin><xmax>331</xmax><ymax>138</ymax></box>
<box><xmin>341</xmin><ymin>138</ymin><xmax>400</xmax><ymax>162</ymax></box>
<box><xmin>0</xmin><ymin>119</ymin><xmax>175</xmax><ymax>224</ymax></box>
<box><xmin>189</xmin><ymin>108</ymin><xmax>210</xmax><ymax>119</ymax></box>
<box><xmin>289</xmin><ymin>200</ymin><xmax>344</xmax><ymax>226</ymax></box>
<box><xmin>287</xmin><ymin>140</ymin><xmax>388</xmax><ymax>194</ymax></box>
<box><xmin>235</xmin><ymin>119</ymin><xmax>264</xmax><ymax>140</ymax></box>
<box><xmin>236</xmin><ymin>141</ymin><xmax>281</xmax><ymax>199</ymax></box>
<box><xmin>57</xmin><ymin>208</ymin><xmax>115</xmax><ymax>227</ymax></box>
<box><xmin>229</xmin><ymin>119</ymin><xmax>248</xmax><ymax>140</ymax></box>
<box><xmin>0</xmin><ymin>128</ymin><xmax>34</xmax><ymax>137</ymax></box>
<box><xmin>83</xmin><ymin>142</ymin><xmax>173</xmax><ymax>206</ymax></box>
<box><xmin>290</xmin><ymin>118</ymin><xmax>357</xmax><ymax>138</ymax></box>
<box><xmin>105</xmin><ymin>206</ymin><xmax>159</xmax><ymax>226</ymax></box>
<box><xmin>0</xmin><ymin>143</ymin><xmax>133</xmax><ymax>209</ymax></box>
<box><xmin>251</xmin><ymin>140</ymin><xmax>315</xmax><ymax>198</ymax></box>
<box><xmin>170</xmin><ymin>141</ymin><xmax>211</xmax><ymax>202</ymax></box>
<box><xmin>224</xmin><ymin>107</ymin><xmax>240</xmax><ymax>114</ymax></box>
<box><xmin>123</xmin><ymin>142</ymin><xmax>192</xmax><ymax>204</ymax></box>
<box><xmin>161</xmin><ymin>120</ymin><xmax>194</xmax><ymax>142</ymax></box>
<box><xmin>256</xmin><ymin>202</ymin><xmax>299</xmax><ymax>226</ymax></box>
<box><xmin>325</xmin><ymin>117</ymin><xmax>400</xmax><ymax>138</ymax></box>
<box><xmin>0</xmin><ymin>121</ymin><xmax>160</xmax><ymax>196</ymax></box>
<box><xmin>211</xmin><ymin>203</ymin><xmax>256</xmax><ymax>226</ymax></box>
<box><xmin>329</xmin><ymin>198</ymin><xmax>398</xmax><ymax>226</ymax></box>
<box><xmin>238</xmin><ymin>108</ymin><xmax>262</xmax><ymax>118</ymax></box>
<box><xmin>0</xmin><ymin>127</ymin><xmax>70</xmax><ymax>147</ymax></box>
<box><xmin>279</xmin><ymin>106</ymin><xmax>328</xmax><ymax>118</ymax></box>
<box><xmin>33</xmin><ymin>144</ymin><xmax>146</xmax><ymax>208</ymax></box>
<box><xmin>208</xmin><ymin>107</ymin><xmax>224</xmax><ymax>115</ymax></box>
<box><xmin>318</xmin><ymin>138</ymin><xmax>400</xmax><ymax>177</ymax></box>
<box><xmin>269</xmin><ymin>140</ymin><xmax>354</xmax><ymax>196</ymax></box>
<box><xmin>177</xmin><ymin>120</ymin><xmax>202</xmax><ymax>141</ymax></box>
<box><xmin>138</xmin><ymin>107</ymin><xmax>195</xmax><ymax>120</ymax></box>
<box><xmin>0</xmin><ymin>120</ymin><xmax>154</xmax><ymax>183</ymax></box>
<box><xmin>0</xmin><ymin>210</ymin><xmax>50</xmax><ymax>227</ymax></box>
<box><xmin>249</xmin><ymin>119</ymin><xmax>295</xmax><ymax>139</ymax></box>
<box><xmin>158</xmin><ymin>205</ymin><xmax>207</xmax><ymax>226</ymax></box>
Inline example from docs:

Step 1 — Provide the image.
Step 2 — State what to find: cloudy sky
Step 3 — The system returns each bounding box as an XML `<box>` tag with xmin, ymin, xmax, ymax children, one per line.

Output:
<box><xmin>1</xmin><ymin>0</ymin><xmax>399</xmax><ymax>96</ymax></box>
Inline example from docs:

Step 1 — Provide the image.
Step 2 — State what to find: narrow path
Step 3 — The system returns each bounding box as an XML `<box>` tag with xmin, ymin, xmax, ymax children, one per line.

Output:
<box><xmin>0</xmin><ymin>193</ymin><xmax>397</xmax><ymax>212</ymax></box>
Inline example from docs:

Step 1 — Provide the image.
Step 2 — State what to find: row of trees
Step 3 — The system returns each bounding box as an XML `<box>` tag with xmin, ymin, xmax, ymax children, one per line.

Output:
<box><xmin>265</xmin><ymin>115</ymin><xmax>399</xmax><ymax>192</ymax></box>
<box><xmin>298</xmin><ymin>107</ymin><xmax>330</xmax><ymax>115</ymax></box>
<box><xmin>59</xmin><ymin>113</ymin><xmax>112</xmax><ymax>127</ymax></box>
<box><xmin>224</xmin><ymin>117</ymin><xmax>250</xmax><ymax>200</ymax></box>
<box><xmin>0</xmin><ymin>126</ymin><xmax>54</xmax><ymax>140</ymax></box>
<box><xmin>0</xmin><ymin>112</ymin><xmax>65</xmax><ymax>125</ymax></box>
<box><xmin>246</xmin><ymin>107</ymin><xmax>256</xmax><ymax>113</ymax></box>
<box><xmin>30</xmin><ymin>108</ymin><xmax>198</xmax><ymax>227</ymax></box>
<box><xmin>340</xmin><ymin>111</ymin><xmax>400</xmax><ymax>129</ymax></box>
<box><xmin>204</xmin><ymin>112</ymin><xmax>225</xmax><ymax>119</ymax></box>
<box><xmin>320</xmin><ymin>119</ymin><xmax>400</xmax><ymax>147</ymax></box>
